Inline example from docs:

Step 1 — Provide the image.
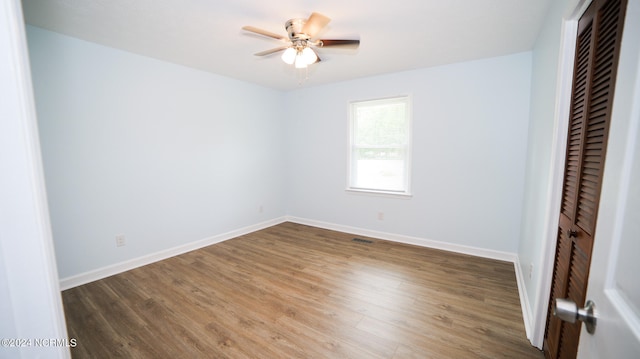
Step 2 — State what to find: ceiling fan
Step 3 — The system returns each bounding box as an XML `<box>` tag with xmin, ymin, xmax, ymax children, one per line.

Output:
<box><xmin>242</xmin><ymin>12</ymin><xmax>360</xmax><ymax>69</ymax></box>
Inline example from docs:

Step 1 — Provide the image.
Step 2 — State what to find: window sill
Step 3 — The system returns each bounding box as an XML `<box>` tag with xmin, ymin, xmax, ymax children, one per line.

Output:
<box><xmin>345</xmin><ymin>188</ymin><xmax>413</xmax><ymax>199</ymax></box>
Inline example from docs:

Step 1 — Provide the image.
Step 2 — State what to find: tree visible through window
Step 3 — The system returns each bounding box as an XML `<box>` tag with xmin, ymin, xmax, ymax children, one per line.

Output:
<box><xmin>349</xmin><ymin>96</ymin><xmax>411</xmax><ymax>195</ymax></box>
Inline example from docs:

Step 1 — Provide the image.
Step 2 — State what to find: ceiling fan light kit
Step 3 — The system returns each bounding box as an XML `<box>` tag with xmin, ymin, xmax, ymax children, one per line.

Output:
<box><xmin>284</xmin><ymin>46</ymin><xmax>318</xmax><ymax>68</ymax></box>
<box><xmin>243</xmin><ymin>12</ymin><xmax>360</xmax><ymax>72</ymax></box>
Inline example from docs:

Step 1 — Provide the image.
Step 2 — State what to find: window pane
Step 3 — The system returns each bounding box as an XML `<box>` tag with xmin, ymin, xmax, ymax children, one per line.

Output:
<box><xmin>354</xmin><ymin>103</ymin><xmax>407</xmax><ymax>146</ymax></box>
<box><xmin>354</xmin><ymin>159</ymin><xmax>406</xmax><ymax>192</ymax></box>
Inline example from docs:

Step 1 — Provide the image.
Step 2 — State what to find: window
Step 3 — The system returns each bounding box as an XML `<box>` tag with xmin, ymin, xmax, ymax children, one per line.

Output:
<box><xmin>348</xmin><ymin>96</ymin><xmax>411</xmax><ymax>195</ymax></box>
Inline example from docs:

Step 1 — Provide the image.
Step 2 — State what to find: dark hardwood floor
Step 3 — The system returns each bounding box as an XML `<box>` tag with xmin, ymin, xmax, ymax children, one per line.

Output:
<box><xmin>62</xmin><ymin>222</ymin><xmax>543</xmax><ymax>358</ymax></box>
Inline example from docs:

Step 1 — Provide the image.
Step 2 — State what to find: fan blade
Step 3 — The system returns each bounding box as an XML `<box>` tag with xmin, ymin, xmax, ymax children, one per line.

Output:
<box><xmin>319</xmin><ymin>39</ymin><xmax>360</xmax><ymax>49</ymax></box>
<box><xmin>242</xmin><ymin>26</ymin><xmax>286</xmax><ymax>41</ymax></box>
<box><xmin>254</xmin><ymin>46</ymin><xmax>289</xmax><ymax>56</ymax></box>
<box><xmin>302</xmin><ymin>12</ymin><xmax>331</xmax><ymax>38</ymax></box>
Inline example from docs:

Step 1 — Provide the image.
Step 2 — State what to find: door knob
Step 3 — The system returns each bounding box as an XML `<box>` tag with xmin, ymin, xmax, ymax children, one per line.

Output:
<box><xmin>567</xmin><ymin>229</ymin><xmax>578</xmax><ymax>238</ymax></box>
<box><xmin>553</xmin><ymin>298</ymin><xmax>597</xmax><ymax>334</ymax></box>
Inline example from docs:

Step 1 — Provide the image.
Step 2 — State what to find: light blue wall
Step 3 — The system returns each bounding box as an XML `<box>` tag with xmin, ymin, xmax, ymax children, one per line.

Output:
<box><xmin>518</xmin><ymin>0</ymin><xmax>570</xmax><ymax>319</ymax></box>
<box><xmin>285</xmin><ymin>53</ymin><xmax>533</xmax><ymax>253</ymax></box>
<box><xmin>27</xmin><ymin>26</ymin><xmax>287</xmax><ymax>279</ymax></box>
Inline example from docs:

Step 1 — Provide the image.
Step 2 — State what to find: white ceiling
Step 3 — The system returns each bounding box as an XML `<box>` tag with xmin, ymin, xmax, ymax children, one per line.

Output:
<box><xmin>21</xmin><ymin>0</ymin><xmax>552</xmax><ymax>91</ymax></box>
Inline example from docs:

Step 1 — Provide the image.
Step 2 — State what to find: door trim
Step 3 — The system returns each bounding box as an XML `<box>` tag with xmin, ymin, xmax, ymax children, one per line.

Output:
<box><xmin>0</xmin><ymin>0</ymin><xmax>69</xmax><ymax>357</ymax></box>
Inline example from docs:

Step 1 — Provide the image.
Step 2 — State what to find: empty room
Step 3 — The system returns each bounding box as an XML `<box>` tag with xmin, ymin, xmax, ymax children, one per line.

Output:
<box><xmin>2</xmin><ymin>0</ymin><xmax>639</xmax><ymax>358</ymax></box>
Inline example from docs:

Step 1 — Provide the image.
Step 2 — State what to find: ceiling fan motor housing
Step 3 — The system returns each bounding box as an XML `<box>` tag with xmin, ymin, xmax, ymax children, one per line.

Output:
<box><xmin>285</xmin><ymin>19</ymin><xmax>310</xmax><ymax>41</ymax></box>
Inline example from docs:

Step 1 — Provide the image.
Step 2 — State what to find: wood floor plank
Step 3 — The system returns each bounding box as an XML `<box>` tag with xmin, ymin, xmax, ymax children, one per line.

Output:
<box><xmin>62</xmin><ymin>222</ymin><xmax>543</xmax><ymax>358</ymax></box>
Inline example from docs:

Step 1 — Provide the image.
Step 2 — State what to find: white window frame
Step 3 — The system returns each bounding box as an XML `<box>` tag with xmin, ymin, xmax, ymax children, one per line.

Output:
<box><xmin>347</xmin><ymin>95</ymin><xmax>412</xmax><ymax>197</ymax></box>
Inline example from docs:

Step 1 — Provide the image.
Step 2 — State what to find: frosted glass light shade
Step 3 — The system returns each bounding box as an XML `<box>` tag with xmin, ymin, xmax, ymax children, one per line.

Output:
<box><xmin>294</xmin><ymin>53</ymin><xmax>307</xmax><ymax>68</ymax></box>
<box><xmin>301</xmin><ymin>47</ymin><xmax>318</xmax><ymax>65</ymax></box>
<box><xmin>281</xmin><ymin>48</ymin><xmax>296</xmax><ymax>65</ymax></box>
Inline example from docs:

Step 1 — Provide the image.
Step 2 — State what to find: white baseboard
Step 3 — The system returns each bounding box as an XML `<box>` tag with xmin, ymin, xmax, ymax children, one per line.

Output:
<box><xmin>59</xmin><ymin>216</ymin><xmax>287</xmax><ymax>290</ymax></box>
<box><xmin>286</xmin><ymin>216</ymin><xmax>518</xmax><ymax>262</ymax></box>
<box><xmin>514</xmin><ymin>257</ymin><xmax>534</xmax><ymax>341</ymax></box>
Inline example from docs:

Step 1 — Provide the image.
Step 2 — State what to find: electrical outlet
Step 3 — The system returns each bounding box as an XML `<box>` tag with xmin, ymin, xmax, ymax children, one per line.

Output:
<box><xmin>259</xmin><ymin>205</ymin><xmax>264</xmax><ymax>213</ymax></box>
<box><xmin>116</xmin><ymin>234</ymin><xmax>126</xmax><ymax>247</ymax></box>
<box><xmin>377</xmin><ymin>212</ymin><xmax>384</xmax><ymax>221</ymax></box>
<box><xmin>528</xmin><ymin>263</ymin><xmax>534</xmax><ymax>279</ymax></box>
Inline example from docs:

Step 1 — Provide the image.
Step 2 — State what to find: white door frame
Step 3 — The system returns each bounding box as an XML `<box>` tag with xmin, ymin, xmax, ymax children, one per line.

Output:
<box><xmin>0</xmin><ymin>0</ymin><xmax>69</xmax><ymax>357</ymax></box>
